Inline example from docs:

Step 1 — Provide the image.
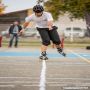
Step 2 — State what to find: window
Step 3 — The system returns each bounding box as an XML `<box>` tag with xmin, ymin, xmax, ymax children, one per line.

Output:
<box><xmin>73</xmin><ymin>28</ymin><xmax>82</xmax><ymax>32</ymax></box>
<box><xmin>66</xmin><ymin>28</ymin><xmax>71</xmax><ymax>31</ymax></box>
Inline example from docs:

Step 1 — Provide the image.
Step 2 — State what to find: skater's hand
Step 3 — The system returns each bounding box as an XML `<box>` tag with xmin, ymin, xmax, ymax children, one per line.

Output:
<box><xmin>49</xmin><ymin>27</ymin><xmax>53</xmax><ymax>30</ymax></box>
<box><xmin>20</xmin><ymin>29</ymin><xmax>24</xmax><ymax>34</ymax></box>
<box><xmin>48</xmin><ymin>25</ymin><xmax>53</xmax><ymax>30</ymax></box>
<box><xmin>18</xmin><ymin>32</ymin><xmax>22</xmax><ymax>36</ymax></box>
<box><xmin>47</xmin><ymin>21</ymin><xmax>53</xmax><ymax>30</ymax></box>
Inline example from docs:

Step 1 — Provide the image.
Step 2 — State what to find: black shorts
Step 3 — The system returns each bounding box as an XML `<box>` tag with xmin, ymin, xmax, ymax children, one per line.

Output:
<box><xmin>37</xmin><ymin>26</ymin><xmax>61</xmax><ymax>46</ymax></box>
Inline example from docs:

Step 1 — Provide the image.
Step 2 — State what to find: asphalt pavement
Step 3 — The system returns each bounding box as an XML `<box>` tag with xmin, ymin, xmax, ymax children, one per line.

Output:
<box><xmin>0</xmin><ymin>47</ymin><xmax>90</xmax><ymax>90</ymax></box>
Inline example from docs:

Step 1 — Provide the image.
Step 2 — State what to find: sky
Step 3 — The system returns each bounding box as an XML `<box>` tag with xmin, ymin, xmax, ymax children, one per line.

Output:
<box><xmin>2</xmin><ymin>0</ymin><xmax>37</xmax><ymax>13</ymax></box>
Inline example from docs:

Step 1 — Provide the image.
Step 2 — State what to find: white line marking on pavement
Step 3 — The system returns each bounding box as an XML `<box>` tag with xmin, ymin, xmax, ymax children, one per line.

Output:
<box><xmin>0</xmin><ymin>85</ymin><xmax>15</xmax><ymax>88</ymax></box>
<box><xmin>0</xmin><ymin>81</ymin><xmax>39</xmax><ymax>83</ymax></box>
<box><xmin>39</xmin><ymin>60</ymin><xmax>46</xmax><ymax>90</ymax></box>
<box><xmin>0</xmin><ymin>63</ymin><xmax>89</xmax><ymax>66</ymax></box>
<box><xmin>0</xmin><ymin>77</ymin><xmax>90</xmax><ymax>80</ymax></box>
<box><xmin>23</xmin><ymin>85</ymin><xmax>39</xmax><ymax>87</ymax></box>
<box><xmin>0</xmin><ymin>77</ymin><xmax>38</xmax><ymax>79</ymax></box>
<box><xmin>47</xmin><ymin>78</ymin><xmax>90</xmax><ymax>80</ymax></box>
<box><xmin>68</xmin><ymin>50</ymin><xmax>90</xmax><ymax>64</ymax></box>
<box><xmin>0</xmin><ymin>63</ymin><xmax>33</xmax><ymax>65</ymax></box>
<box><xmin>0</xmin><ymin>81</ymin><xmax>90</xmax><ymax>85</ymax></box>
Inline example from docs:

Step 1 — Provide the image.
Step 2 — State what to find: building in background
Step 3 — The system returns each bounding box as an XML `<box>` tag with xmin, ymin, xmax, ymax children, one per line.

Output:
<box><xmin>0</xmin><ymin>0</ymin><xmax>36</xmax><ymax>32</ymax></box>
<box><xmin>0</xmin><ymin>9</ymin><xmax>32</xmax><ymax>32</ymax></box>
<box><xmin>0</xmin><ymin>0</ymin><xmax>87</xmax><ymax>35</ymax></box>
<box><xmin>54</xmin><ymin>14</ymin><xmax>87</xmax><ymax>35</ymax></box>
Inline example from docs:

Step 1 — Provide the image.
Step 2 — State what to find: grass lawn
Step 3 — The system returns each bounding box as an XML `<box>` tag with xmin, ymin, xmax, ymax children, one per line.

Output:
<box><xmin>1</xmin><ymin>37</ymin><xmax>90</xmax><ymax>48</ymax></box>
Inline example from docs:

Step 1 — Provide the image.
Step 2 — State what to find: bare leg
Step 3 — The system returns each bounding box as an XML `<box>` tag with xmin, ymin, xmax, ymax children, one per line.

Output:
<box><xmin>41</xmin><ymin>45</ymin><xmax>47</xmax><ymax>52</ymax></box>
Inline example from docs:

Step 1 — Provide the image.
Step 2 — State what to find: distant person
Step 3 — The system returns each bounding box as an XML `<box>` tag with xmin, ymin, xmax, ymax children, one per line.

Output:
<box><xmin>8</xmin><ymin>21</ymin><xmax>22</xmax><ymax>48</ymax></box>
<box><xmin>20</xmin><ymin>5</ymin><xmax>66</xmax><ymax>60</ymax></box>
<box><xmin>87</xmin><ymin>25</ymin><xmax>90</xmax><ymax>37</ymax></box>
<box><xmin>0</xmin><ymin>34</ymin><xmax>2</xmax><ymax>47</ymax></box>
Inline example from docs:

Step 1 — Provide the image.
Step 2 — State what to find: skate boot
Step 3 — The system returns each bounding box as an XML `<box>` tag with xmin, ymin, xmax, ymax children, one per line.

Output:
<box><xmin>39</xmin><ymin>51</ymin><xmax>48</xmax><ymax>60</ymax></box>
<box><xmin>57</xmin><ymin>47</ymin><xmax>66</xmax><ymax>57</ymax></box>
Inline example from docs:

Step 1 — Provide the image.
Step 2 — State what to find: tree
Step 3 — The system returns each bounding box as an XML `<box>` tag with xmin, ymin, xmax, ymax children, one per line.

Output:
<box><xmin>45</xmin><ymin>0</ymin><xmax>90</xmax><ymax>36</ymax></box>
<box><xmin>45</xmin><ymin>0</ymin><xmax>65</xmax><ymax>20</ymax></box>
<box><xmin>0</xmin><ymin>0</ymin><xmax>6</xmax><ymax>14</ymax></box>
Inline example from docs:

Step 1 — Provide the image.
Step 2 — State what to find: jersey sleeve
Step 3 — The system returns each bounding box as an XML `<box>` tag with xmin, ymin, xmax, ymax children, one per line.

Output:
<box><xmin>25</xmin><ymin>14</ymin><xmax>34</xmax><ymax>22</ymax></box>
<box><xmin>46</xmin><ymin>13</ymin><xmax>53</xmax><ymax>21</ymax></box>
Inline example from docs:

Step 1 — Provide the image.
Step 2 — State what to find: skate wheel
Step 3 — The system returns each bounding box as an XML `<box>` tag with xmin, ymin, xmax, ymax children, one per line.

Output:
<box><xmin>44</xmin><ymin>57</ymin><xmax>48</xmax><ymax>60</ymax></box>
<box><xmin>39</xmin><ymin>56</ymin><xmax>48</xmax><ymax>60</ymax></box>
<box><xmin>39</xmin><ymin>56</ymin><xmax>43</xmax><ymax>60</ymax></box>
<box><xmin>86</xmin><ymin>46</ymin><xmax>90</xmax><ymax>50</ymax></box>
<box><xmin>62</xmin><ymin>53</ymin><xmax>66</xmax><ymax>57</ymax></box>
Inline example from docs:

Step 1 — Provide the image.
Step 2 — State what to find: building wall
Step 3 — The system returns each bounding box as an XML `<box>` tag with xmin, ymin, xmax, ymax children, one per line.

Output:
<box><xmin>54</xmin><ymin>14</ymin><xmax>87</xmax><ymax>35</ymax></box>
<box><xmin>0</xmin><ymin>10</ymin><xmax>28</xmax><ymax>32</ymax></box>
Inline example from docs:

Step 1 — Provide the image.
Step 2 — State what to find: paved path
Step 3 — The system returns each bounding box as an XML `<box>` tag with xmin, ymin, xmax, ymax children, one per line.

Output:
<box><xmin>0</xmin><ymin>47</ymin><xmax>90</xmax><ymax>90</ymax></box>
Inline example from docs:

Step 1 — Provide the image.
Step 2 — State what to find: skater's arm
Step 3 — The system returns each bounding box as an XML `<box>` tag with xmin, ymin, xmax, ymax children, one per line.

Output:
<box><xmin>23</xmin><ymin>22</ymin><xmax>29</xmax><ymax>29</ymax></box>
<box><xmin>20</xmin><ymin>22</ymin><xmax>29</xmax><ymax>33</ymax></box>
<box><xmin>20</xmin><ymin>15</ymin><xmax>33</xmax><ymax>33</ymax></box>
<box><xmin>47</xmin><ymin>13</ymin><xmax>53</xmax><ymax>30</ymax></box>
